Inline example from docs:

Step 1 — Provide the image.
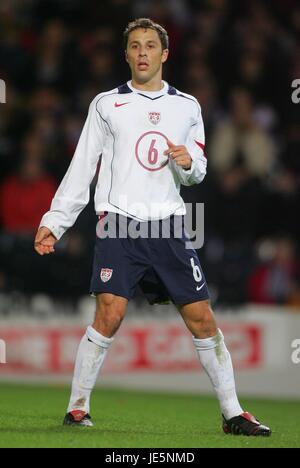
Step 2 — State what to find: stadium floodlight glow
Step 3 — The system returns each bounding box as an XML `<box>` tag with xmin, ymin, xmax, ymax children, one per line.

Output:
<box><xmin>0</xmin><ymin>339</ymin><xmax>6</xmax><ymax>364</ymax></box>
<box><xmin>0</xmin><ymin>79</ymin><xmax>6</xmax><ymax>104</ymax></box>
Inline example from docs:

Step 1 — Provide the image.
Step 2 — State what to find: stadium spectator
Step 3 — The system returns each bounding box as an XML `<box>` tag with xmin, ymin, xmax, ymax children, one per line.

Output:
<box><xmin>0</xmin><ymin>155</ymin><xmax>56</xmax><ymax>236</ymax></box>
<box><xmin>248</xmin><ymin>238</ymin><xmax>300</xmax><ymax>306</ymax></box>
<box><xmin>209</xmin><ymin>88</ymin><xmax>275</xmax><ymax>179</ymax></box>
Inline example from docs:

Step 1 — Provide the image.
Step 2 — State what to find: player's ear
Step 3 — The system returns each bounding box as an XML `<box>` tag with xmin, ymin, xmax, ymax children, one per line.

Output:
<box><xmin>161</xmin><ymin>49</ymin><xmax>169</xmax><ymax>64</ymax></box>
<box><xmin>125</xmin><ymin>50</ymin><xmax>129</xmax><ymax>63</ymax></box>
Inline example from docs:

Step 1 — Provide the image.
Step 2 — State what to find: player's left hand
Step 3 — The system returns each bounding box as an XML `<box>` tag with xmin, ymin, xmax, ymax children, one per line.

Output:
<box><xmin>164</xmin><ymin>140</ymin><xmax>192</xmax><ymax>170</ymax></box>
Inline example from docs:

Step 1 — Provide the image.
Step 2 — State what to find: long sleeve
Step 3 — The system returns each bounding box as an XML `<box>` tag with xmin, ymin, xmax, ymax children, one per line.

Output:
<box><xmin>173</xmin><ymin>104</ymin><xmax>207</xmax><ymax>186</ymax></box>
<box><xmin>39</xmin><ymin>96</ymin><xmax>105</xmax><ymax>240</ymax></box>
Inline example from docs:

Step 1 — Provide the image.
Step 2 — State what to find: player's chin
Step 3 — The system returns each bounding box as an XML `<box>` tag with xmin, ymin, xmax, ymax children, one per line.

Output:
<box><xmin>134</xmin><ymin>70</ymin><xmax>151</xmax><ymax>82</ymax></box>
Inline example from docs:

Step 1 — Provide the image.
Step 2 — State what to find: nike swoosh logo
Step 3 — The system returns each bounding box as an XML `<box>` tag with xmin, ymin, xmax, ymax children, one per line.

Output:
<box><xmin>196</xmin><ymin>283</ymin><xmax>205</xmax><ymax>291</ymax></box>
<box><xmin>195</xmin><ymin>140</ymin><xmax>205</xmax><ymax>151</ymax></box>
<box><xmin>195</xmin><ymin>140</ymin><xmax>206</xmax><ymax>159</ymax></box>
<box><xmin>115</xmin><ymin>102</ymin><xmax>130</xmax><ymax>108</ymax></box>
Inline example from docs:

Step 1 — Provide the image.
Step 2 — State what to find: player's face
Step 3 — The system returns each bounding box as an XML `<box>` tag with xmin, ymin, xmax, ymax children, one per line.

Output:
<box><xmin>125</xmin><ymin>28</ymin><xmax>169</xmax><ymax>84</ymax></box>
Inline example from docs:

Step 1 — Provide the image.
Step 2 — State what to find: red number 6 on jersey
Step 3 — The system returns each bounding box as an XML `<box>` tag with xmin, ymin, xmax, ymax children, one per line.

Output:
<box><xmin>135</xmin><ymin>131</ymin><xmax>169</xmax><ymax>172</ymax></box>
<box><xmin>148</xmin><ymin>139</ymin><xmax>159</xmax><ymax>165</ymax></box>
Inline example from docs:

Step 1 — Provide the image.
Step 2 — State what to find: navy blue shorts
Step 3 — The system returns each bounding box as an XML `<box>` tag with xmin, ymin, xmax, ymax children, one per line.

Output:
<box><xmin>89</xmin><ymin>212</ymin><xmax>210</xmax><ymax>305</ymax></box>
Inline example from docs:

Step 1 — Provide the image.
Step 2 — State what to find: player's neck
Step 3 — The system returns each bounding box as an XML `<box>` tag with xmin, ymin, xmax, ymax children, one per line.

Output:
<box><xmin>130</xmin><ymin>76</ymin><xmax>164</xmax><ymax>92</ymax></box>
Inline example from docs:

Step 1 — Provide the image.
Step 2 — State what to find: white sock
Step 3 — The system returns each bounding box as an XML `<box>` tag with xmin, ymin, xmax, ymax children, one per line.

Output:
<box><xmin>67</xmin><ymin>326</ymin><xmax>114</xmax><ymax>414</ymax></box>
<box><xmin>193</xmin><ymin>329</ymin><xmax>243</xmax><ymax>420</ymax></box>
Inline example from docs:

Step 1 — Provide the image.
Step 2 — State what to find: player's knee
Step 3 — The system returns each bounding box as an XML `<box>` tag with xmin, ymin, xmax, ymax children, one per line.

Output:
<box><xmin>93</xmin><ymin>311</ymin><xmax>124</xmax><ymax>336</ymax></box>
<box><xmin>98</xmin><ymin>293</ymin><xmax>116</xmax><ymax>308</ymax></box>
<box><xmin>192</xmin><ymin>301</ymin><xmax>217</xmax><ymax>338</ymax></box>
<box><xmin>193</xmin><ymin>324</ymin><xmax>217</xmax><ymax>338</ymax></box>
<box><xmin>99</xmin><ymin>312</ymin><xmax>124</xmax><ymax>335</ymax></box>
<box><xmin>94</xmin><ymin>294</ymin><xmax>126</xmax><ymax>336</ymax></box>
<box><xmin>102</xmin><ymin>300</ymin><xmax>126</xmax><ymax>322</ymax></box>
<box><xmin>197</xmin><ymin>320</ymin><xmax>217</xmax><ymax>338</ymax></box>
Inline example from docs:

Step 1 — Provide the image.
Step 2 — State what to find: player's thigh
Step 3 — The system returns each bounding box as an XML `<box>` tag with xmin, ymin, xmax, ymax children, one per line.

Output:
<box><xmin>90</xmin><ymin>219</ymin><xmax>150</xmax><ymax>300</ymax></box>
<box><xmin>152</xmin><ymin>236</ymin><xmax>209</xmax><ymax>305</ymax></box>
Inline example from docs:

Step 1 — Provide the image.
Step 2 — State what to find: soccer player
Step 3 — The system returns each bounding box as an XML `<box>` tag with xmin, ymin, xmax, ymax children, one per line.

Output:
<box><xmin>34</xmin><ymin>18</ymin><xmax>271</xmax><ymax>436</ymax></box>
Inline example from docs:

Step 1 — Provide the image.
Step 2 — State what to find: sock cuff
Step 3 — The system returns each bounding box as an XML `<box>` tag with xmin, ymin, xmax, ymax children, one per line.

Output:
<box><xmin>86</xmin><ymin>326</ymin><xmax>114</xmax><ymax>349</ymax></box>
<box><xmin>193</xmin><ymin>329</ymin><xmax>224</xmax><ymax>351</ymax></box>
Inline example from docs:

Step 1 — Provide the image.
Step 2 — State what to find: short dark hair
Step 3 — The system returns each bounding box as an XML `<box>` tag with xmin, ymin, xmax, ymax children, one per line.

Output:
<box><xmin>123</xmin><ymin>18</ymin><xmax>169</xmax><ymax>50</ymax></box>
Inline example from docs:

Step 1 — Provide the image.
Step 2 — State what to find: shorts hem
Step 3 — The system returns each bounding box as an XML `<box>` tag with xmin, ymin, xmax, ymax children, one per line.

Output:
<box><xmin>173</xmin><ymin>294</ymin><xmax>210</xmax><ymax>306</ymax></box>
<box><xmin>89</xmin><ymin>289</ymin><xmax>132</xmax><ymax>301</ymax></box>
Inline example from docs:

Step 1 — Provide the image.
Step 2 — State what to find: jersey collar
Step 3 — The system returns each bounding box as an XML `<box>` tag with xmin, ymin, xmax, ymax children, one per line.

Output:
<box><xmin>127</xmin><ymin>80</ymin><xmax>169</xmax><ymax>99</ymax></box>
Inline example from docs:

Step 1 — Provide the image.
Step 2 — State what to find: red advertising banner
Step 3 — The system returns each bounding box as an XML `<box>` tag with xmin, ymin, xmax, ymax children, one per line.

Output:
<box><xmin>0</xmin><ymin>322</ymin><xmax>262</xmax><ymax>375</ymax></box>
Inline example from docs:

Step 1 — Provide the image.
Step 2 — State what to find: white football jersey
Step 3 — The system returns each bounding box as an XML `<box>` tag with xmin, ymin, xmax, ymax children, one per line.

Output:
<box><xmin>40</xmin><ymin>80</ymin><xmax>207</xmax><ymax>240</ymax></box>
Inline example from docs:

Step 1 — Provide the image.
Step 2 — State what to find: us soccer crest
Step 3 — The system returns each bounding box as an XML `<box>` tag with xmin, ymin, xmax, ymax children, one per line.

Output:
<box><xmin>149</xmin><ymin>111</ymin><xmax>161</xmax><ymax>125</ymax></box>
<box><xmin>100</xmin><ymin>268</ymin><xmax>113</xmax><ymax>282</ymax></box>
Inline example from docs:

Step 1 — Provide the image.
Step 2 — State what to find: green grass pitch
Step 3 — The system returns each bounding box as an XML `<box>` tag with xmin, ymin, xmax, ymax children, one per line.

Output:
<box><xmin>0</xmin><ymin>383</ymin><xmax>299</xmax><ymax>448</ymax></box>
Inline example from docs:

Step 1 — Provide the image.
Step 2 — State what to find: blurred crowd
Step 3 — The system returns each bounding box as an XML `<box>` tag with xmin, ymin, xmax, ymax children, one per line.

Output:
<box><xmin>0</xmin><ymin>0</ymin><xmax>300</xmax><ymax>308</ymax></box>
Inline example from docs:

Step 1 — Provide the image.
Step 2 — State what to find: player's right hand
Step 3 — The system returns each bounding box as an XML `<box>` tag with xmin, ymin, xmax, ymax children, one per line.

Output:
<box><xmin>34</xmin><ymin>227</ymin><xmax>57</xmax><ymax>256</ymax></box>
